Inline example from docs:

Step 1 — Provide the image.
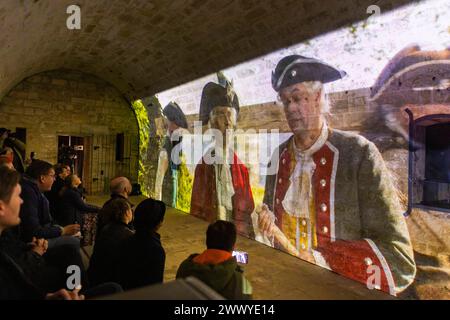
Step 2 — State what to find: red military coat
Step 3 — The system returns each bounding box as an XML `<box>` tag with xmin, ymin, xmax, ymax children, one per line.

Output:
<box><xmin>263</xmin><ymin>129</ymin><xmax>415</xmax><ymax>295</ymax></box>
<box><xmin>190</xmin><ymin>152</ymin><xmax>255</xmax><ymax>238</ymax></box>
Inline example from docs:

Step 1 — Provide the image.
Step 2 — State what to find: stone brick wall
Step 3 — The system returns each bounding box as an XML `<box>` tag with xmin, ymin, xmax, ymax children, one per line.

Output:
<box><xmin>0</xmin><ymin>69</ymin><xmax>139</xmax><ymax>194</ymax></box>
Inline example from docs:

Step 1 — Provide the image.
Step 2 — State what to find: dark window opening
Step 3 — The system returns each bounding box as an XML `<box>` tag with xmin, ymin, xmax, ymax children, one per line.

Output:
<box><xmin>116</xmin><ymin>133</ymin><xmax>124</xmax><ymax>161</ymax></box>
<box><xmin>411</xmin><ymin>117</ymin><xmax>450</xmax><ymax>212</ymax></box>
<box><xmin>14</xmin><ymin>127</ymin><xmax>26</xmax><ymax>144</ymax></box>
<box><xmin>422</xmin><ymin>123</ymin><xmax>450</xmax><ymax>209</ymax></box>
<box><xmin>14</xmin><ymin>127</ymin><xmax>26</xmax><ymax>160</ymax></box>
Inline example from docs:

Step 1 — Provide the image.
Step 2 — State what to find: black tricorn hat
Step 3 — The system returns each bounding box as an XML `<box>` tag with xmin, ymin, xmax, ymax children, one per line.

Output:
<box><xmin>272</xmin><ymin>54</ymin><xmax>346</xmax><ymax>92</ymax></box>
<box><xmin>163</xmin><ymin>102</ymin><xmax>188</xmax><ymax>129</ymax></box>
<box><xmin>199</xmin><ymin>82</ymin><xmax>239</xmax><ymax>125</ymax></box>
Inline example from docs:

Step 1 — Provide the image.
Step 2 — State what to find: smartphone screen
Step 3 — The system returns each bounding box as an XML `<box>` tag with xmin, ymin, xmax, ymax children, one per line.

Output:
<box><xmin>232</xmin><ymin>250</ymin><xmax>249</xmax><ymax>264</ymax></box>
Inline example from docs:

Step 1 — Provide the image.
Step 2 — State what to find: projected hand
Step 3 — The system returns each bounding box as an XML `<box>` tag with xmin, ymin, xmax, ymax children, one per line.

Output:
<box><xmin>257</xmin><ymin>204</ymin><xmax>276</xmax><ymax>237</ymax></box>
<box><xmin>256</xmin><ymin>204</ymin><xmax>316</xmax><ymax>261</ymax></box>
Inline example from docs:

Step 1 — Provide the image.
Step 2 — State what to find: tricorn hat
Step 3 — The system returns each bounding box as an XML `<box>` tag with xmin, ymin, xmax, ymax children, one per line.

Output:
<box><xmin>199</xmin><ymin>82</ymin><xmax>239</xmax><ymax>125</ymax></box>
<box><xmin>272</xmin><ymin>54</ymin><xmax>346</xmax><ymax>92</ymax></box>
<box><xmin>163</xmin><ymin>102</ymin><xmax>188</xmax><ymax>129</ymax></box>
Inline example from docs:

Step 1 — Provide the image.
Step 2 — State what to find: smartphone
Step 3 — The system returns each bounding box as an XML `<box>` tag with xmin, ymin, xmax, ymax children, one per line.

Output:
<box><xmin>232</xmin><ymin>250</ymin><xmax>249</xmax><ymax>264</ymax></box>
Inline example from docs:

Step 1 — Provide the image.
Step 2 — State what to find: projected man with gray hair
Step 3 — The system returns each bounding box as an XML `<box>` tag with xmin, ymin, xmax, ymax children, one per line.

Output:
<box><xmin>257</xmin><ymin>54</ymin><xmax>415</xmax><ymax>295</ymax></box>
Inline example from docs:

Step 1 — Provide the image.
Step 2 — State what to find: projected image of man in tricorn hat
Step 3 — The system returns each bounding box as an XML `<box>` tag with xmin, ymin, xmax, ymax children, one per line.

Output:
<box><xmin>256</xmin><ymin>54</ymin><xmax>416</xmax><ymax>296</ymax></box>
<box><xmin>190</xmin><ymin>76</ymin><xmax>255</xmax><ymax>238</ymax></box>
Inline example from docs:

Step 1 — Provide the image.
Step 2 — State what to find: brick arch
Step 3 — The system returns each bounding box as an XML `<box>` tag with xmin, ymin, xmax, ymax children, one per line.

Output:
<box><xmin>0</xmin><ymin>0</ymin><xmax>410</xmax><ymax>102</ymax></box>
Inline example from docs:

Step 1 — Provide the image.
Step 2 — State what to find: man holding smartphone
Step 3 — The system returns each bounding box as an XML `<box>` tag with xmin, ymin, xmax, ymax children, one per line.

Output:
<box><xmin>176</xmin><ymin>220</ymin><xmax>252</xmax><ymax>299</ymax></box>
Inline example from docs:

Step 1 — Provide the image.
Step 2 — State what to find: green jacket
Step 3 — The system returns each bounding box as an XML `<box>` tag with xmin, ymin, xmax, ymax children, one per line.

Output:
<box><xmin>176</xmin><ymin>254</ymin><xmax>252</xmax><ymax>300</ymax></box>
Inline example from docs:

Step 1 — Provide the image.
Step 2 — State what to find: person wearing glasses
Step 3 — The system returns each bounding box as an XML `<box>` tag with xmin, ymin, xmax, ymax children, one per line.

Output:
<box><xmin>17</xmin><ymin>160</ymin><xmax>81</xmax><ymax>249</ymax></box>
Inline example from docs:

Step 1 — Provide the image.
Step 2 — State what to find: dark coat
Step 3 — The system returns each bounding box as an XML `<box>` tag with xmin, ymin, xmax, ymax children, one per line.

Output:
<box><xmin>176</xmin><ymin>253</ymin><xmax>252</xmax><ymax>300</ymax></box>
<box><xmin>0</xmin><ymin>230</ymin><xmax>45</xmax><ymax>278</ymax></box>
<box><xmin>0</xmin><ymin>248</ymin><xmax>44</xmax><ymax>300</ymax></box>
<box><xmin>115</xmin><ymin>231</ymin><xmax>165</xmax><ymax>290</ymax></box>
<box><xmin>58</xmin><ymin>188</ymin><xmax>100</xmax><ymax>226</ymax></box>
<box><xmin>88</xmin><ymin>222</ymin><xmax>134</xmax><ymax>286</ymax></box>
<box><xmin>19</xmin><ymin>176</ymin><xmax>62</xmax><ymax>242</ymax></box>
<box><xmin>44</xmin><ymin>176</ymin><xmax>65</xmax><ymax>220</ymax></box>
<box><xmin>0</xmin><ymin>229</ymin><xmax>64</xmax><ymax>293</ymax></box>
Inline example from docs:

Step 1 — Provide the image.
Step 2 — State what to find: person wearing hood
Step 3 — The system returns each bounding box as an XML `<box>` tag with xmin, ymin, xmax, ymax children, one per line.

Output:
<box><xmin>176</xmin><ymin>220</ymin><xmax>252</xmax><ymax>300</ymax></box>
<box><xmin>115</xmin><ymin>198</ymin><xmax>166</xmax><ymax>290</ymax></box>
<box><xmin>88</xmin><ymin>198</ymin><xmax>134</xmax><ymax>287</ymax></box>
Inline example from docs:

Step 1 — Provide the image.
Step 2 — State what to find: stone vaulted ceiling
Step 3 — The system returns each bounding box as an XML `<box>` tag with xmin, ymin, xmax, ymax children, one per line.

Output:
<box><xmin>0</xmin><ymin>0</ymin><xmax>413</xmax><ymax>102</ymax></box>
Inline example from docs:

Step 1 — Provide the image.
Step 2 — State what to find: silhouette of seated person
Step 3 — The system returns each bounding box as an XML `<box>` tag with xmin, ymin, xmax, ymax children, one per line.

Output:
<box><xmin>45</xmin><ymin>164</ymin><xmax>70</xmax><ymax>221</ymax></box>
<box><xmin>97</xmin><ymin>176</ymin><xmax>133</xmax><ymax>236</ymax></box>
<box><xmin>58</xmin><ymin>174</ymin><xmax>100</xmax><ymax>226</ymax></box>
<box><xmin>176</xmin><ymin>220</ymin><xmax>252</xmax><ymax>299</ymax></box>
<box><xmin>115</xmin><ymin>198</ymin><xmax>166</xmax><ymax>290</ymax></box>
<box><xmin>88</xmin><ymin>198</ymin><xmax>134</xmax><ymax>286</ymax></box>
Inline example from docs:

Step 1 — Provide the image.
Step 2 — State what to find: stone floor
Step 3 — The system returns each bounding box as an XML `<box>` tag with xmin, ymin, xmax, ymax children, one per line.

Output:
<box><xmin>85</xmin><ymin>195</ymin><xmax>394</xmax><ymax>300</ymax></box>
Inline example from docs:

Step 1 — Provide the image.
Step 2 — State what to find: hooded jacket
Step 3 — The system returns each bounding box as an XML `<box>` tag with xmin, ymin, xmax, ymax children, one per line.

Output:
<box><xmin>176</xmin><ymin>249</ymin><xmax>252</xmax><ymax>300</ymax></box>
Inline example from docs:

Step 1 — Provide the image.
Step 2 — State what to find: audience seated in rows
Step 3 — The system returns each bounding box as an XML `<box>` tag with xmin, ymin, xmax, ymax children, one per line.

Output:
<box><xmin>1</xmin><ymin>156</ymin><xmax>252</xmax><ymax>300</ymax></box>
<box><xmin>176</xmin><ymin>220</ymin><xmax>253</xmax><ymax>300</ymax></box>
<box><xmin>15</xmin><ymin>160</ymin><xmax>89</xmax><ymax>287</ymax></box>
<box><xmin>0</xmin><ymin>165</ymin><xmax>84</xmax><ymax>299</ymax></box>
<box><xmin>0</xmin><ymin>165</ymin><xmax>123</xmax><ymax>299</ymax></box>
<box><xmin>88</xmin><ymin>198</ymin><xmax>134</xmax><ymax>286</ymax></box>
